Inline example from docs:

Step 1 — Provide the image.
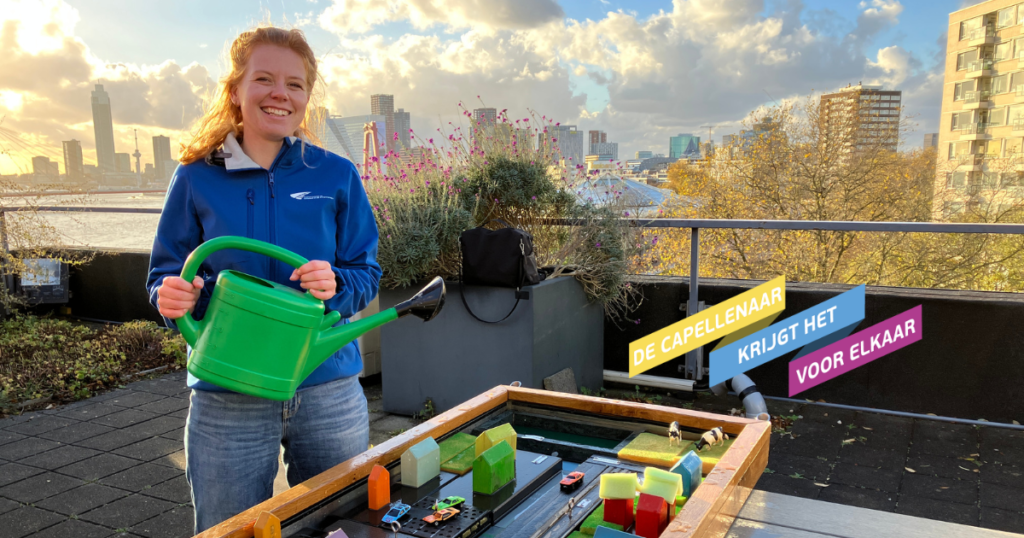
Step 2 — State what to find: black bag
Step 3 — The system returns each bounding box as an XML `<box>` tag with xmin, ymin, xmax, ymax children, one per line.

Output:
<box><xmin>458</xmin><ymin>220</ymin><xmax>543</xmax><ymax>323</ymax></box>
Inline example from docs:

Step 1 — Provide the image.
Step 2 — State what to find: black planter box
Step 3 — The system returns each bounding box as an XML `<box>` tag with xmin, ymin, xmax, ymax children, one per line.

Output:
<box><xmin>378</xmin><ymin>276</ymin><xmax>604</xmax><ymax>415</ymax></box>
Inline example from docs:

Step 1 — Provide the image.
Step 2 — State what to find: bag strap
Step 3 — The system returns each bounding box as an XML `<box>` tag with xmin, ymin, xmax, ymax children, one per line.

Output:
<box><xmin>457</xmin><ymin>239</ymin><xmax>527</xmax><ymax>324</ymax></box>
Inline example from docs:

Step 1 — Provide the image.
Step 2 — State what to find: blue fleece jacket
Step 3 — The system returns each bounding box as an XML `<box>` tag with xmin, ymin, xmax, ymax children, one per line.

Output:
<box><xmin>146</xmin><ymin>134</ymin><xmax>382</xmax><ymax>392</ymax></box>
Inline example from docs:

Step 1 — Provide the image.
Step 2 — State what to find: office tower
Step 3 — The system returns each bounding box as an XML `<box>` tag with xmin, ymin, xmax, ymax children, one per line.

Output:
<box><xmin>819</xmin><ymin>83</ymin><xmax>902</xmax><ymax>153</ymax></box>
<box><xmin>636</xmin><ymin>150</ymin><xmax>654</xmax><ymax>160</ymax></box>
<box><xmin>669</xmin><ymin>134</ymin><xmax>702</xmax><ymax>159</ymax></box>
<box><xmin>538</xmin><ymin>125</ymin><xmax>584</xmax><ymax>165</ymax></box>
<box><xmin>588</xmin><ymin>130</ymin><xmax>607</xmax><ymax>154</ymax></box>
<box><xmin>924</xmin><ymin>133</ymin><xmax>939</xmax><ymax>148</ymax></box>
<box><xmin>153</xmin><ymin>135</ymin><xmax>172</xmax><ymax>179</ymax></box>
<box><xmin>91</xmin><ymin>84</ymin><xmax>116</xmax><ymax>173</ymax></box>
<box><xmin>323</xmin><ymin>114</ymin><xmax>387</xmax><ymax>164</ymax></box>
<box><xmin>394</xmin><ymin>108</ymin><xmax>411</xmax><ymax>150</ymax></box>
<box><xmin>592</xmin><ymin>142</ymin><xmax>618</xmax><ymax>160</ymax></box>
<box><xmin>370</xmin><ymin>94</ymin><xmax>396</xmax><ymax>153</ymax></box>
<box><xmin>62</xmin><ymin>140</ymin><xmax>84</xmax><ymax>183</ymax></box>
<box><xmin>115</xmin><ymin>152</ymin><xmax>131</xmax><ymax>173</ymax></box>
<box><xmin>471</xmin><ymin>108</ymin><xmax>497</xmax><ymax>145</ymax></box>
<box><xmin>32</xmin><ymin>156</ymin><xmax>58</xmax><ymax>178</ymax></box>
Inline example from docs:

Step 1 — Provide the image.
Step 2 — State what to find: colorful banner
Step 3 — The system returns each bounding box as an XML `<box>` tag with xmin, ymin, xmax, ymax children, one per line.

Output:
<box><xmin>789</xmin><ymin>305</ymin><xmax>923</xmax><ymax>396</ymax></box>
<box><xmin>628</xmin><ymin>276</ymin><xmax>786</xmax><ymax>377</ymax></box>
<box><xmin>709</xmin><ymin>285</ymin><xmax>865</xmax><ymax>386</ymax></box>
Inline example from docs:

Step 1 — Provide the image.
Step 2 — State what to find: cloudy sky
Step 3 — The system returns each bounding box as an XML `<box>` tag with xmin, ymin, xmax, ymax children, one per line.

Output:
<box><xmin>0</xmin><ymin>0</ymin><xmax>982</xmax><ymax>175</ymax></box>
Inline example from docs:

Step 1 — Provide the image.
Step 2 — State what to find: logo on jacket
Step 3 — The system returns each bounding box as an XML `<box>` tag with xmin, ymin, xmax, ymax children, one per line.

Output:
<box><xmin>290</xmin><ymin>191</ymin><xmax>333</xmax><ymax>200</ymax></box>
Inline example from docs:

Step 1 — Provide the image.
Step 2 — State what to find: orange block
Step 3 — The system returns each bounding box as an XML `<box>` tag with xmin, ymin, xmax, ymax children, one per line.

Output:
<box><xmin>368</xmin><ymin>464</ymin><xmax>391</xmax><ymax>510</ymax></box>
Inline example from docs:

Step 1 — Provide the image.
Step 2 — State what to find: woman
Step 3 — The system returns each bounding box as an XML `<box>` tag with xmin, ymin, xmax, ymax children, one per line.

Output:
<box><xmin>146</xmin><ymin>26</ymin><xmax>381</xmax><ymax>533</ymax></box>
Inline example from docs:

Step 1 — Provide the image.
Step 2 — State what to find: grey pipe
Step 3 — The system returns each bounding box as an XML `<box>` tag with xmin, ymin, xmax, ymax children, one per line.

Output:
<box><xmin>712</xmin><ymin>374</ymin><xmax>770</xmax><ymax>421</ymax></box>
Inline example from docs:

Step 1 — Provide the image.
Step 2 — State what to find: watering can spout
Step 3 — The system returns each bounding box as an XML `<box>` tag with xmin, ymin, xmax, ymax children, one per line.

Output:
<box><xmin>309</xmin><ymin>277</ymin><xmax>447</xmax><ymax>376</ymax></box>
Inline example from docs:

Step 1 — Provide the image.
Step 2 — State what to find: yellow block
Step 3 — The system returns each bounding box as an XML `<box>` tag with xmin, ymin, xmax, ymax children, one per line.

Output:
<box><xmin>475</xmin><ymin>423</ymin><xmax>517</xmax><ymax>457</ymax></box>
<box><xmin>618</xmin><ymin>433</ymin><xmax>691</xmax><ymax>467</ymax></box>
<box><xmin>629</xmin><ymin>276</ymin><xmax>785</xmax><ymax>376</ymax></box>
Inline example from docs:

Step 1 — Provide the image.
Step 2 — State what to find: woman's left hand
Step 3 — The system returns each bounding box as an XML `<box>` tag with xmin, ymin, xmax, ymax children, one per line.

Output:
<box><xmin>290</xmin><ymin>260</ymin><xmax>337</xmax><ymax>301</ymax></box>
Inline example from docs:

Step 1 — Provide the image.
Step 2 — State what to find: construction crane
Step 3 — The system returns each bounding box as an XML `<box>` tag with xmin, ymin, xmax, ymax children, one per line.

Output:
<box><xmin>700</xmin><ymin>125</ymin><xmax>716</xmax><ymax>157</ymax></box>
<box><xmin>132</xmin><ymin>129</ymin><xmax>142</xmax><ymax>188</ymax></box>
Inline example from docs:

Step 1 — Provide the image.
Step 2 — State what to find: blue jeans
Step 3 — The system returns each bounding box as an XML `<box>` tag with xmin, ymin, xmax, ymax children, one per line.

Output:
<box><xmin>184</xmin><ymin>375</ymin><xmax>369</xmax><ymax>534</ymax></box>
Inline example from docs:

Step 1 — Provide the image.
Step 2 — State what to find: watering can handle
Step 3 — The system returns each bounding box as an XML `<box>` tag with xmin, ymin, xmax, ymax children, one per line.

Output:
<box><xmin>175</xmin><ymin>236</ymin><xmax>311</xmax><ymax>345</ymax></box>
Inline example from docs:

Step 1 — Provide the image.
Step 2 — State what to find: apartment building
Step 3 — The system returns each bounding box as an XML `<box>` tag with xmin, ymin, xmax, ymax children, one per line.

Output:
<box><xmin>938</xmin><ymin>0</ymin><xmax>1024</xmax><ymax>217</ymax></box>
<box><xmin>819</xmin><ymin>83</ymin><xmax>902</xmax><ymax>153</ymax></box>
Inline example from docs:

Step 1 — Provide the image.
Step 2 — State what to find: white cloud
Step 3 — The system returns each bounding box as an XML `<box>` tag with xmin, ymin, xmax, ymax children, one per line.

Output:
<box><xmin>319</xmin><ymin>0</ymin><xmax>564</xmax><ymax>34</ymax></box>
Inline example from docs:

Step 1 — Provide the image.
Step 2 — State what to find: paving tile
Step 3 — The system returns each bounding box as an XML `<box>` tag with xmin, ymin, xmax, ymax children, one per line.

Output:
<box><xmin>130</xmin><ymin>379</ymin><xmax>189</xmax><ymax>397</ymax></box>
<box><xmin>87</xmin><ymin>389</ymin><xmax>133</xmax><ymax>404</ymax></box>
<box><xmin>799</xmin><ymin>406</ymin><xmax>857</xmax><ymax>424</ymax></box>
<box><xmin>30</xmin><ymin>519</ymin><xmax>113</xmax><ymax>538</ymax></box>
<box><xmin>100</xmin><ymin>463</ymin><xmax>181</xmax><ymax>493</ymax></box>
<box><xmin>754</xmin><ymin>473</ymin><xmax>822</xmax><ymax>500</ymax></box>
<box><xmin>20</xmin><ymin>445</ymin><xmax>102</xmax><ymax>470</ymax></box>
<box><xmin>132</xmin><ymin>506</ymin><xmax>194</xmax><ymax>538</ymax></box>
<box><xmin>0</xmin><ymin>436</ymin><xmax>63</xmax><ymax>461</ymax></box>
<box><xmin>54</xmin><ymin>403</ymin><xmax>122</xmax><ymax>422</ymax></box>
<box><xmin>981</xmin><ymin>444</ymin><xmax>1024</xmax><ymax>467</ymax></box>
<box><xmin>981</xmin><ymin>507</ymin><xmax>1024</xmax><ymax>534</ymax></box>
<box><xmin>854</xmin><ymin>411</ymin><xmax>913</xmax><ymax>432</ymax></box>
<box><xmin>79</xmin><ymin>494</ymin><xmax>176</xmax><ymax>528</ymax></box>
<box><xmin>57</xmin><ymin>453</ymin><xmax>140</xmax><ymax>481</ymax></box>
<box><xmin>0</xmin><ymin>497</ymin><xmax>21</xmax><ymax>515</ymax></box>
<box><xmin>140</xmin><ymin>476</ymin><xmax>191</xmax><ymax>504</ymax></box>
<box><xmin>769</xmin><ymin>432</ymin><xmax>842</xmax><ymax>460</ymax></box>
<box><xmin>837</xmin><ymin>444</ymin><xmax>906</xmax><ymax>472</ymax></box>
<box><xmin>789</xmin><ymin>419</ymin><xmax>849</xmax><ymax>441</ymax></box>
<box><xmin>0</xmin><ymin>505</ymin><xmax>65</xmax><ymax>538</ymax></box>
<box><xmin>36</xmin><ymin>483</ymin><xmax>129</xmax><ymax>516</ymax></box>
<box><xmin>91</xmin><ymin>409</ymin><xmax>159</xmax><ymax>429</ymax></box>
<box><xmin>159</xmin><ymin>428</ymin><xmax>184</xmax><ymax>442</ymax></box>
<box><xmin>104</xmin><ymin>392</ymin><xmax>169</xmax><ymax>409</ymax></box>
<box><xmin>911</xmin><ymin>420</ymin><xmax>979</xmax><ymax>456</ymax></box>
<box><xmin>980</xmin><ymin>482</ymin><xmax>1024</xmax><ymax>513</ymax></box>
<box><xmin>74</xmin><ymin>427</ymin><xmax>153</xmax><ymax>452</ymax></box>
<box><xmin>907</xmin><ymin>453</ymin><xmax>979</xmax><ymax>481</ymax></box>
<box><xmin>817</xmin><ymin>483</ymin><xmax>896</xmax><ymax>512</ymax></box>
<box><xmin>980</xmin><ymin>462</ymin><xmax>1024</xmax><ymax>487</ymax></box>
<box><xmin>168</xmin><ymin>409</ymin><xmax>188</xmax><ymax>419</ymax></box>
<box><xmin>829</xmin><ymin>462</ymin><xmax>902</xmax><ymax>492</ymax></box>
<box><xmin>980</xmin><ymin>426</ymin><xmax>1024</xmax><ymax>452</ymax></box>
<box><xmin>765</xmin><ymin>453</ymin><xmax>832</xmax><ymax>482</ymax></box>
<box><xmin>38</xmin><ymin>421</ymin><xmax>116</xmax><ymax>445</ymax></box>
<box><xmin>135</xmin><ymin>398</ymin><xmax>189</xmax><ymax>416</ymax></box>
<box><xmin>847</xmin><ymin>416</ymin><xmax>912</xmax><ymax>451</ymax></box>
<box><xmin>151</xmin><ymin>451</ymin><xmax>186</xmax><ymax>471</ymax></box>
<box><xmin>113</xmin><ymin>438</ymin><xmax>182</xmax><ymax>462</ymax></box>
<box><xmin>0</xmin><ymin>471</ymin><xmax>85</xmax><ymax>503</ymax></box>
<box><xmin>900</xmin><ymin>473</ymin><xmax>978</xmax><ymax>504</ymax></box>
<box><xmin>896</xmin><ymin>494</ymin><xmax>979</xmax><ymax>527</ymax></box>
<box><xmin>0</xmin><ymin>430</ymin><xmax>27</xmax><ymax>447</ymax></box>
<box><xmin>123</xmin><ymin>417</ymin><xmax>183</xmax><ymax>438</ymax></box>
<box><xmin>3</xmin><ymin>415</ymin><xmax>78</xmax><ymax>437</ymax></box>
<box><xmin>0</xmin><ymin>462</ymin><xmax>45</xmax><ymax>487</ymax></box>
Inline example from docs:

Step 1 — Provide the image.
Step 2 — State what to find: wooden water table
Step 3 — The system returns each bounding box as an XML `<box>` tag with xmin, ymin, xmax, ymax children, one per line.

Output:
<box><xmin>196</xmin><ymin>385</ymin><xmax>770</xmax><ymax>538</ymax></box>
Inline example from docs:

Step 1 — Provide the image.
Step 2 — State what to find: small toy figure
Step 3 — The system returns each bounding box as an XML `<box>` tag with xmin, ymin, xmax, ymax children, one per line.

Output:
<box><xmin>567</xmin><ymin>496</ymin><xmax>577</xmax><ymax>519</ymax></box>
<box><xmin>381</xmin><ymin>503</ymin><xmax>411</xmax><ymax>525</ymax></box>
<box><xmin>432</xmin><ymin>495</ymin><xmax>465</xmax><ymax>511</ymax></box>
<box><xmin>423</xmin><ymin>507</ymin><xmax>460</xmax><ymax>527</ymax></box>
<box><xmin>560</xmin><ymin>471</ymin><xmax>585</xmax><ymax>492</ymax></box>
<box><xmin>668</xmin><ymin>421</ymin><xmax>682</xmax><ymax>446</ymax></box>
<box><xmin>695</xmin><ymin>427</ymin><xmax>729</xmax><ymax>452</ymax></box>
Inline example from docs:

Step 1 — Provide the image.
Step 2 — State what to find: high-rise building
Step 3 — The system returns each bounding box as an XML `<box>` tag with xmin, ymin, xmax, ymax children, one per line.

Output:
<box><xmin>819</xmin><ymin>83</ymin><xmax>902</xmax><ymax>154</ymax></box>
<box><xmin>636</xmin><ymin>150</ymin><xmax>654</xmax><ymax>160</ymax></box>
<box><xmin>592</xmin><ymin>142</ymin><xmax>618</xmax><ymax>161</ymax></box>
<box><xmin>471</xmin><ymin>108</ymin><xmax>497</xmax><ymax>145</ymax></box>
<box><xmin>323</xmin><ymin>114</ymin><xmax>387</xmax><ymax>165</ymax></box>
<box><xmin>589</xmin><ymin>130</ymin><xmax>607</xmax><ymax>147</ymax></box>
<box><xmin>394</xmin><ymin>108</ymin><xmax>411</xmax><ymax>151</ymax></box>
<box><xmin>669</xmin><ymin>134</ymin><xmax>701</xmax><ymax>159</ymax></box>
<box><xmin>115</xmin><ymin>152</ymin><xmax>131</xmax><ymax>173</ymax></box>
<box><xmin>62</xmin><ymin>140</ymin><xmax>84</xmax><ymax>183</ymax></box>
<box><xmin>538</xmin><ymin>125</ymin><xmax>584</xmax><ymax>166</ymax></box>
<box><xmin>370</xmin><ymin>94</ymin><xmax>396</xmax><ymax>153</ymax></box>
<box><xmin>32</xmin><ymin>156</ymin><xmax>58</xmax><ymax>178</ymax></box>
<box><xmin>91</xmin><ymin>84</ymin><xmax>116</xmax><ymax>173</ymax></box>
<box><xmin>152</xmin><ymin>135</ymin><xmax>172</xmax><ymax>179</ymax></box>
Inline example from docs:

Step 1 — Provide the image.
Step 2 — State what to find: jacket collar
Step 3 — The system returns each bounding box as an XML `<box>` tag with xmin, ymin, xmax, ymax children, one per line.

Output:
<box><xmin>219</xmin><ymin>132</ymin><xmax>302</xmax><ymax>172</ymax></box>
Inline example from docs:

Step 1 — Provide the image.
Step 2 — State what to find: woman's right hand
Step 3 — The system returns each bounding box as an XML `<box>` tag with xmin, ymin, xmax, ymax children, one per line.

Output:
<box><xmin>157</xmin><ymin>276</ymin><xmax>204</xmax><ymax>319</ymax></box>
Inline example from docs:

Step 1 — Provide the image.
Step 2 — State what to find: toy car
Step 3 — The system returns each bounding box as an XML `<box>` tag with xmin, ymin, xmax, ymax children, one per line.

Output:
<box><xmin>432</xmin><ymin>495</ymin><xmax>466</xmax><ymax>511</ymax></box>
<box><xmin>381</xmin><ymin>503</ymin><xmax>411</xmax><ymax>524</ymax></box>
<box><xmin>423</xmin><ymin>507</ymin><xmax>460</xmax><ymax>526</ymax></box>
<box><xmin>560</xmin><ymin>471</ymin><xmax>585</xmax><ymax>491</ymax></box>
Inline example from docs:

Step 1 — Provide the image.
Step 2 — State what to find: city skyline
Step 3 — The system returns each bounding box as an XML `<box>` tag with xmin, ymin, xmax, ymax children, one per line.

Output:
<box><xmin>0</xmin><ymin>0</ymin><xmax>965</xmax><ymax>176</ymax></box>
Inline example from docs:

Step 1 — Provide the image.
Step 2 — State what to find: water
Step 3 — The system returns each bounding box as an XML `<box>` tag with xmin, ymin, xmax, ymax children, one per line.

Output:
<box><xmin>5</xmin><ymin>191</ymin><xmax>166</xmax><ymax>251</ymax></box>
<box><xmin>516</xmin><ymin>426</ymin><xmax>623</xmax><ymax>450</ymax></box>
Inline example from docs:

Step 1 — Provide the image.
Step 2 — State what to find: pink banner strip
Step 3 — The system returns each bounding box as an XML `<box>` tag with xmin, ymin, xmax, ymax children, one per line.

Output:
<box><xmin>789</xmin><ymin>305</ymin><xmax>922</xmax><ymax>397</ymax></box>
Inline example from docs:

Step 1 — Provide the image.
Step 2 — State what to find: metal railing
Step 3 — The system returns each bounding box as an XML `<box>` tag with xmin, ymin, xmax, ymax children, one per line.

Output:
<box><xmin>965</xmin><ymin>90</ymin><xmax>991</xmax><ymax>103</ymax></box>
<box><xmin>964</xmin><ymin>26</ymin><xmax>996</xmax><ymax>41</ymax></box>
<box><xmin>967</xmin><ymin>58</ymin><xmax>995</xmax><ymax>72</ymax></box>
<box><xmin>958</xmin><ymin>122</ymin><xmax>991</xmax><ymax>135</ymax></box>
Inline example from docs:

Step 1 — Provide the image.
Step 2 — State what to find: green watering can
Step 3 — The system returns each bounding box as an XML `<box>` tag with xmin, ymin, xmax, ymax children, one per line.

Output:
<box><xmin>177</xmin><ymin>236</ymin><xmax>445</xmax><ymax>401</ymax></box>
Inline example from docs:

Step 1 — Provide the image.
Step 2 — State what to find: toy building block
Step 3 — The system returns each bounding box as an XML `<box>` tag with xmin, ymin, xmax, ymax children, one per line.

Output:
<box><xmin>254</xmin><ymin>512</ymin><xmax>281</xmax><ymax>538</ymax></box>
<box><xmin>639</xmin><ymin>467</ymin><xmax>683</xmax><ymax>506</ymax></box>
<box><xmin>401</xmin><ymin>437</ymin><xmax>440</xmax><ymax>488</ymax></box>
<box><xmin>580</xmin><ymin>503</ymin><xmax>624</xmax><ymax>535</ymax></box>
<box><xmin>475</xmin><ymin>423</ymin><xmax>517</xmax><ymax>458</ymax></box>
<box><xmin>368</xmin><ymin>464</ymin><xmax>391</xmax><ymax>510</ymax></box>
<box><xmin>472</xmin><ymin>440</ymin><xmax>516</xmax><ymax>495</ymax></box>
<box><xmin>439</xmin><ymin>432</ymin><xmax>477</xmax><ymax>464</ymax></box>
<box><xmin>593</xmin><ymin>527</ymin><xmax>638</xmax><ymax>538</ymax></box>
<box><xmin>441</xmin><ymin>446</ymin><xmax>476</xmax><ymax>475</ymax></box>
<box><xmin>617</xmin><ymin>432</ymin><xmax>689</xmax><ymax>466</ymax></box>
<box><xmin>635</xmin><ymin>492</ymin><xmax>669</xmax><ymax>538</ymax></box>
<box><xmin>598</xmin><ymin>473</ymin><xmax>638</xmax><ymax>499</ymax></box>
<box><xmin>671</xmin><ymin>450</ymin><xmax>703</xmax><ymax>497</ymax></box>
<box><xmin>602</xmin><ymin>498</ymin><xmax>634</xmax><ymax>528</ymax></box>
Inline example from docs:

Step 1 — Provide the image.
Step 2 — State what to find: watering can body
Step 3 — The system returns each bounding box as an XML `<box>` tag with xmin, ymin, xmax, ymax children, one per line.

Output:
<box><xmin>176</xmin><ymin>236</ymin><xmax>445</xmax><ymax>401</ymax></box>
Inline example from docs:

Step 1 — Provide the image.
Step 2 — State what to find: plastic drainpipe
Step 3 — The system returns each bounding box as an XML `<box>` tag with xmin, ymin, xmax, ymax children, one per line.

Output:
<box><xmin>712</xmin><ymin>374</ymin><xmax>771</xmax><ymax>421</ymax></box>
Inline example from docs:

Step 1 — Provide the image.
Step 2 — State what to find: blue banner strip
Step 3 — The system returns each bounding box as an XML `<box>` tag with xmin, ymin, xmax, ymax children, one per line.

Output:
<box><xmin>709</xmin><ymin>285</ymin><xmax>866</xmax><ymax>386</ymax></box>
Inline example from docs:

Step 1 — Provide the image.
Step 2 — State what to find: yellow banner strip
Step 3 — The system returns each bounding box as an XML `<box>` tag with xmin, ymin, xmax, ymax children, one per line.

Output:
<box><xmin>628</xmin><ymin>276</ymin><xmax>786</xmax><ymax>377</ymax></box>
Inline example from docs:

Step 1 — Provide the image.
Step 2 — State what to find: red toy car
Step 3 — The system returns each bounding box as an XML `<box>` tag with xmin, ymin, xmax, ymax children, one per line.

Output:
<box><xmin>560</xmin><ymin>471</ymin><xmax>585</xmax><ymax>491</ymax></box>
<box><xmin>423</xmin><ymin>508</ymin><xmax>460</xmax><ymax>526</ymax></box>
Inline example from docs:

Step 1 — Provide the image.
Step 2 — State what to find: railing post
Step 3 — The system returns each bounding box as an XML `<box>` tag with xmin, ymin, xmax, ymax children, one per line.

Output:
<box><xmin>685</xmin><ymin>227</ymin><xmax>703</xmax><ymax>381</ymax></box>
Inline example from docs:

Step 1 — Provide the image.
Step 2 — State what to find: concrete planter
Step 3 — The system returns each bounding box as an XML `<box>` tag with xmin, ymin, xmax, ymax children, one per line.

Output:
<box><xmin>378</xmin><ymin>276</ymin><xmax>604</xmax><ymax>415</ymax></box>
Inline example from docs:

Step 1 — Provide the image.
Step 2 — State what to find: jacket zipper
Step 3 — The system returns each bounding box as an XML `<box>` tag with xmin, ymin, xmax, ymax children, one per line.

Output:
<box><xmin>266</xmin><ymin>144</ymin><xmax>289</xmax><ymax>281</ymax></box>
<box><xmin>246</xmin><ymin>189</ymin><xmax>255</xmax><ymax>238</ymax></box>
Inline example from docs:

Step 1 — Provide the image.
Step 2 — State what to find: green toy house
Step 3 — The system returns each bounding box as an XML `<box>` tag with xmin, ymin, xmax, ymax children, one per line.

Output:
<box><xmin>472</xmin><ymin>440</ymin><xmax>516</xmax><ymax>495</ymax></box>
